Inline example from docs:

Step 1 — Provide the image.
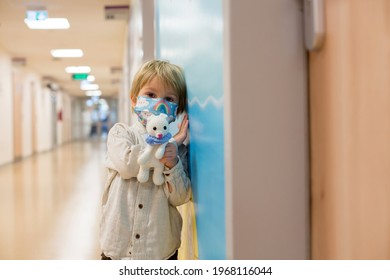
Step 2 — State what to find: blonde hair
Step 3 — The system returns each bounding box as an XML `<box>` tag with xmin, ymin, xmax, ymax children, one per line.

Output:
<box><xmin>130</xmin><ymin>60</ymin><xmax>187</xmax><ymax>114</ymax></box>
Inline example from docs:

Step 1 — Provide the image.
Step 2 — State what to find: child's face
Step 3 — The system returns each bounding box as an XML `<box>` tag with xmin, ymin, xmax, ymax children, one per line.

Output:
<box><xmin>132</xmin><ymin>77</ymin><xmax>178</xmax><ymax>107</ymax></box>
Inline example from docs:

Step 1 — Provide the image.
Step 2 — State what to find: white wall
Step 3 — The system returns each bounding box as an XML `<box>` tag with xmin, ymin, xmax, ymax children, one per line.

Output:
<box><xmin>0</xmin><ymin>46</ymin><xmax>74</xmax><ymax>165</ymax></box>
<box><xmin>119</xmin><ymin>30</ymin><xmax>130</xmax><ymax>124</ymax></box>
<box><xmin>16</xmin><ymin>70</ymin><xmax>54</xmax><ymax>156</ymax></box>
<box><xmin>21</xmin><ymin>71</ymin><xmax>37</xmax><ymax>156</ymax></box>
<box><xmin>0</xmin><ymin>50</ymin><xmax>13</xmax><ymax>165</ymax></box>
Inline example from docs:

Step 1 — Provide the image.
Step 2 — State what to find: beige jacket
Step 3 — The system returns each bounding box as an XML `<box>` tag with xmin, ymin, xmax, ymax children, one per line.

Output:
<box><xmin>100</xmin><ymin>122</ymin><xmax>191</xmax><ymax>260</ymax></box>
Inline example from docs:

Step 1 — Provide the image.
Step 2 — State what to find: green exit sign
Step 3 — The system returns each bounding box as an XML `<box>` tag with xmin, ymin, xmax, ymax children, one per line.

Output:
<box><xmin>72</xmin><ymin>73</ymin><xmax>89</xmax><ymax>80</ymax></box>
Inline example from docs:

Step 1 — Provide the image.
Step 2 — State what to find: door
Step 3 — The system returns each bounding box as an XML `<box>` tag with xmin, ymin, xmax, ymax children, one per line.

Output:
<box><xmin>12</xmin><ymin>71</ymin><xmax>23</xmax><ymax>160</ymax></box>
<box><xmin>31</xmin><ymin>82</ymin><xmax>36</xmax><ymax>153</ymax></box>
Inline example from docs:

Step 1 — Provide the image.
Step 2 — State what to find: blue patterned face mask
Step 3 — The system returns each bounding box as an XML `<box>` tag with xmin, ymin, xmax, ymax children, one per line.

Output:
<box><xmin>134</xmin><ymin>96</ymin><xmax>178</xmax><ymax>126</ymax></box>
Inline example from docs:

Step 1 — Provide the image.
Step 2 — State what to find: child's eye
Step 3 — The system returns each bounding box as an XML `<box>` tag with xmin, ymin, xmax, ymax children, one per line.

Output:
<box><xmin>165</xmin><ymin>97</ymin><xmax>175</xmax><ymax>102</ymax></box>
<box><xmin>147</xmin><ymin>93</ymin><xmax>156</xmax><ymax>98</ymax></box>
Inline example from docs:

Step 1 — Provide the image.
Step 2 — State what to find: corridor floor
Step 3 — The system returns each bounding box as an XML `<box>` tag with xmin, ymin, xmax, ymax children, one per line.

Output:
<box><xmin>0</xmin><ymin>140</ymin><xmax>107</xmax><ymax>260</ymax></box>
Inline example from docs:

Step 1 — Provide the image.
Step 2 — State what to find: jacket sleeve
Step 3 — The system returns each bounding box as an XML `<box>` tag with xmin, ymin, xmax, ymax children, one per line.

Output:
<box><xmin>105</xmin><ymin>123</ymin><xmax>142</xmax><ymax>180</ymax></box>
<box><xmin>163</xmin><ymin>144</ymin><xmax>192</xmax><ymax>206</ymax></box>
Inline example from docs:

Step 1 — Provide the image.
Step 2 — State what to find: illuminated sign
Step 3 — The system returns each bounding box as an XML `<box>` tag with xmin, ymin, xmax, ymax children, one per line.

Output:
<box><xmin>72</xmin><ymin>73</ymin><xmax>89</xmax><ymax>80</ymax></box>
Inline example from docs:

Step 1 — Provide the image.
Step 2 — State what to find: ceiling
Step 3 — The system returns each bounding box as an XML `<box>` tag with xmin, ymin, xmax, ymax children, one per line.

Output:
<box><xmin>0</xmin><ymin>0</ymin><xmax>129</xmax><ymax>98</ymax></box>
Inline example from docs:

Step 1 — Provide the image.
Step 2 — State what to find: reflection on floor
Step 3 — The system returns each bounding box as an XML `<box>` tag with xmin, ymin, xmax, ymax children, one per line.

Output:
<box><xmin>0</xmin><ymin>140</ymin><xmax>107</xmax><ymax>260</ymax></box>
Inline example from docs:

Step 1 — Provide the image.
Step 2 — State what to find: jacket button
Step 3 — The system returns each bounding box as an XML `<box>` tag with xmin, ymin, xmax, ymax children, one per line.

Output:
<box><xmin>138</xmin><ymin>204</ymin><xmax>143</xmax><ymax>209</ymax></box>
<box><xmin>135</xmin><ymin>234</ymin><xmax>140</xmax><ymax>239</ymax></box>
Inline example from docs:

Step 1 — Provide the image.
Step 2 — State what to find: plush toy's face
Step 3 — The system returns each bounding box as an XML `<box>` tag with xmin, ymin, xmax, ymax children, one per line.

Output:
<box><xmin>145</xmin><ymin>114</ymin><xmax>169</xmax><ymax>139</ymax></box>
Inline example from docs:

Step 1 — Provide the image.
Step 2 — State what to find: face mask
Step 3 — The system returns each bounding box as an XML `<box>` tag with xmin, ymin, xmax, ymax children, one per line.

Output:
<box><xmin>134</xmin><ymin>96</ymin><xmax>178</xmax><ymax>126</ymax></box>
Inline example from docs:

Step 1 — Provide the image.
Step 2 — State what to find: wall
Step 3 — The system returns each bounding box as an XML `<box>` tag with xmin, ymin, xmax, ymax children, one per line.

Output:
<box><xmin>310</xmin><ymin>0</ymin><xmax>390</xmax><ymax>259</ymax></box>
<box><xmin>156</xmin><ymin>0</ymin><xmax>226</xmax><ymax>260</ymax></box>
<box><xmin>0</xmin><ymin>50</ymin><xmax>13</xmax><ymax>165</ymax></box>
<box><xmin>224</xmin><ymin>0</ymin><xmax>309</xmax><ymax>259</ymax></box>
<box><xmin>21</xmin><ymin>71</ymin><xmax>53</xmax><ymax>155</ymax></box>
<box><xmin>10</xmin><ymin>67</ymin><xmax>44</xmax><ymax>157</ymax></box>
<box><xmin>0</xmin><ymin>46</ymin><xmax>71</xmax><ymax>165</ymax></box>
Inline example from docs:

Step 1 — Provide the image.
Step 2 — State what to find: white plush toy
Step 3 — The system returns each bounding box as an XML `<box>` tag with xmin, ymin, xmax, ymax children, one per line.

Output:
<box><xmin>137</xmin><ymin>113</ymin><xmax>173</xmax><ymax>185</ymax></box>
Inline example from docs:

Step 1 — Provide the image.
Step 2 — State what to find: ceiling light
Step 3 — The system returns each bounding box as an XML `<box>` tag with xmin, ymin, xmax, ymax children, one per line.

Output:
<box><xmin>51</xmin><ymin>49</ymin><xmax>83</xmax><ymax>58</ymax></box>
<box><xmin>81</xmin><ymin>84</ymin><xmax>99</xmax><ymax>91</ymax></box>
<box><xmin>24</xmin><ymin>18</ymin><xmax>70</xmax><ymax>29</ymax></box>
<box><xmin>65</xmin><ymin>66</ymin><xmax>91</xmax><ymax>74</ymax></box>
<box><xmin>86</xmin><ymin>90</ymin><xmax>102</xmax><ymax>97</ymax></box>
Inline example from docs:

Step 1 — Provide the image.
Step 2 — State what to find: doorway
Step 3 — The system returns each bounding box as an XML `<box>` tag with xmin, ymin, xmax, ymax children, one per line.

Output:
<box><xmin>12</xmin><ymin>71</ymin><xmax>23</xmax><ymax>160</ymax></box>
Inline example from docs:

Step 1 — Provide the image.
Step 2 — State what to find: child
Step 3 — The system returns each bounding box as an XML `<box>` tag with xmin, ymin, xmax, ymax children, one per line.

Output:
<box><xmin>100</xmin><ymin>60</ymin><xmax>191</xmax><ymax>260</ymax></box>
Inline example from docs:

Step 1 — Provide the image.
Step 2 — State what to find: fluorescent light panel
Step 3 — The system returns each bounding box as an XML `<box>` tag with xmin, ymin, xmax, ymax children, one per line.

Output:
<box><xmin>51</xmin><ymin>49</ymin><xmax>83</xmax><ymax>58</ymax></box>
<box><xmin>81</xmin><ymin>84</ymin><xmax>99</xmax><ymax>91</ymax></box>
<box><xmin>65</xmin><ymin>66</ymin><xmax>91</xmax><ymax>74</ymax></box>
<box><xmin>24</xmin><ymin>18</ymin><xmax>70</xmax><ymax>29</ymax></box>
<box><xmin>86</xmin><ymin>90</ymin><xmax>102</xmax><ymax>96</ymax></box>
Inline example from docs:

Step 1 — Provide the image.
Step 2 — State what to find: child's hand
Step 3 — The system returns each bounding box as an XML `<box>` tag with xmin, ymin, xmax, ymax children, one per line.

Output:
<box><xmin>160</xmin><ymin>114</ymin><xmax>189</xmax><ymax>168</ymax></box>
<box><xmin>160</xmin><ymin>143</ymin><xmax>178</xmax><ymax>168</ymax></box>
<box><xmin>173</xmin><ymin>114</ymin><xmax>189</xmax><ymax>146</ymax></box>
